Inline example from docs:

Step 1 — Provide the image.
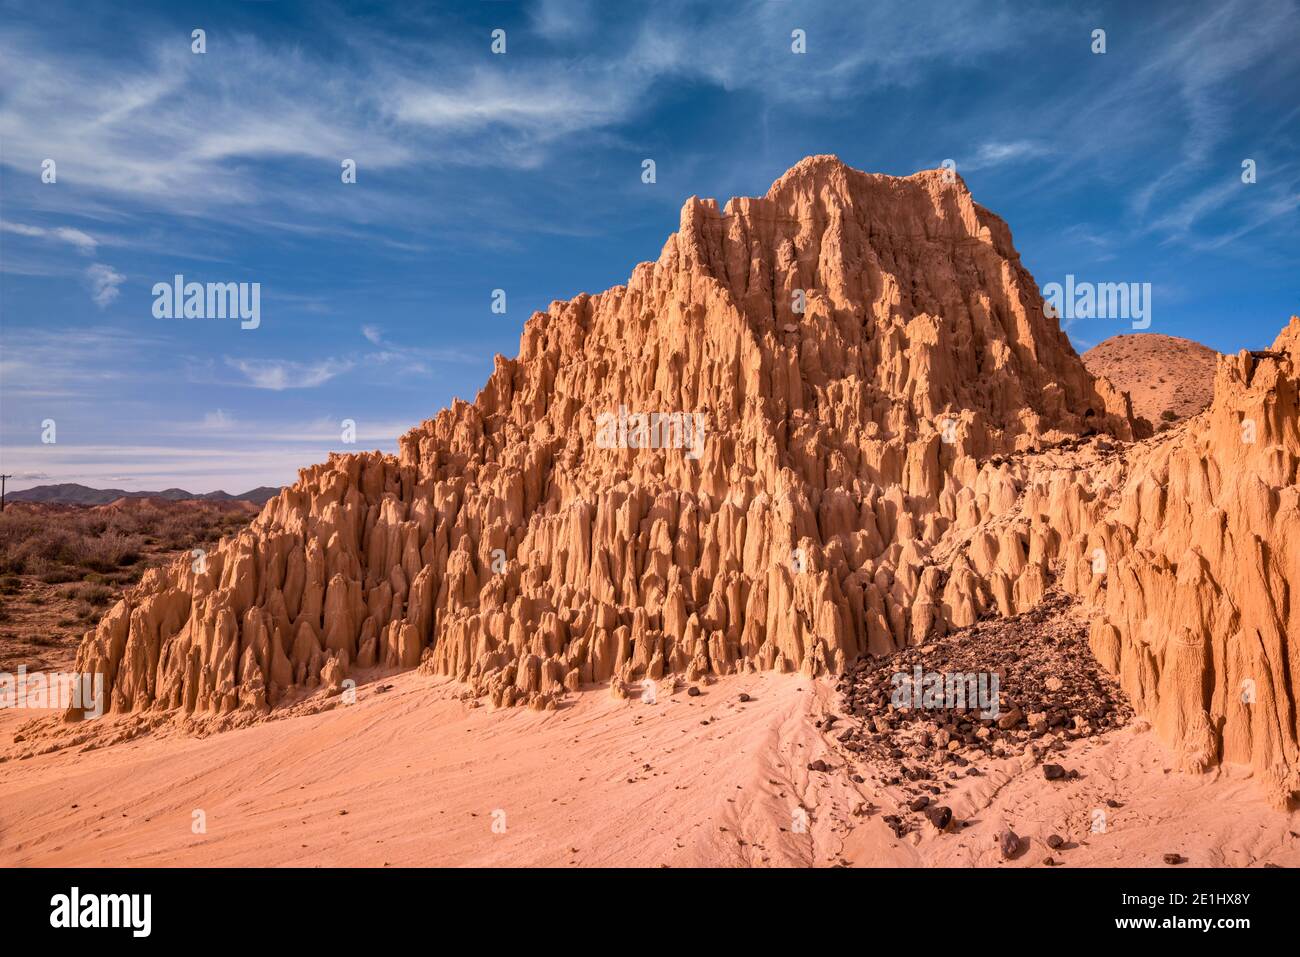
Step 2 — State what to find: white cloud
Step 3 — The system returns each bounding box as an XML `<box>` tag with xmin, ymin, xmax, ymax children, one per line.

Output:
<box><xmin>961</xmin><ymin>140</ymin><xmax>1054</xmax><ymax>172</ymax></box>
<box><xmin>0</xmin><ymin>220</ymin><xmax>99</xmax><ymax>254</ymax></box>
<box><xmin>0</xmin><ymin>32</ymin><xmax>412</xmax><ymax>210</ymax></box>
<box><xmin>361</xmin><ymin>324</ymin><xmax>383</xmax><ymax>345</ymax></box>
<box><xmin>200</xmin><ymin>409</ymin><xmax>236</xmax><ymax>430</ymax></box>
<box><xmin>0</xmin><ymin>2</ymin><xmax>1056</xmax><ymax>220</ymax></box>
<box><xmin>225</xmin><ymin>357</ymin><xmax>354</xmax><ymax>391</ymax></box>
<box><xmin>530</xmin><ymin>0</ymin><xmax>596</xmax><ymax>40</ymax></box>
<box><xmin>85</xmin><ymin>263</ymin><xmax>125</xmax><ymax>307</ymax></box>
<box><xmin>0</xmin><ymin>442</ymin><xmax>350</xmax><ymax>495</ymax></box>
<box><xmin>1188</xmin><ymin>190</ymin><xmax>1300</xmax><ymax>252</ymax></box>
<box><xmin>0</xmin><ymin>328</ymin><xmax>157</xmax><ymax>397</ymax></box>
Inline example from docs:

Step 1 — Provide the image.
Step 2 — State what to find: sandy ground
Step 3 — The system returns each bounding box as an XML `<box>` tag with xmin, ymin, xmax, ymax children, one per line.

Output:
<box><xmin>1</xmin><ymin>671</ymin><xmax>1296</xmax><ymax>867</ymax></box>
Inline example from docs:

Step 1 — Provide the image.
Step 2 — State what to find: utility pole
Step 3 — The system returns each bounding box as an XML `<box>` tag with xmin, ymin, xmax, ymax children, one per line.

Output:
<box><xmin>0</xmin><ymin>475</ymin><xmax>11</xmax><ymax>512</ymax></box>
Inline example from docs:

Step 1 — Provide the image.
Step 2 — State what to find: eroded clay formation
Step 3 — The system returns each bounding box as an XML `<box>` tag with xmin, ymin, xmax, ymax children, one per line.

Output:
<box><xmin>68</xmin><ymin>156</ymin><xmax>1298</xmax><ymax>806</ymax></box>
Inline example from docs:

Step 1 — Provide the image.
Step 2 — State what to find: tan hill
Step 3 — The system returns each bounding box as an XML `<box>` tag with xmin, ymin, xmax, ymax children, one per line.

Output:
<box><xmin>1082</xmin><ymin>333</ymin><xmax>1217</xmax><ymax>431</ymax></box>
<box><xmin>40</xmin><ymin>155</ymin><xmax>1300</xmax><ymax>811</ymax></box>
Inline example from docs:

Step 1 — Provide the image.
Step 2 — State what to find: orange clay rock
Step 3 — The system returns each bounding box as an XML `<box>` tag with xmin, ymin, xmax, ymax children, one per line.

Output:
<box><xmin>1059</xmin><ymin>318</ymin><xmax>1300</xmax><ymax>807</ymax></box>
<box><xmin>64</xmin><ymin>157</ymin><xmax>1295</xmax><ymax>805</ymax></box>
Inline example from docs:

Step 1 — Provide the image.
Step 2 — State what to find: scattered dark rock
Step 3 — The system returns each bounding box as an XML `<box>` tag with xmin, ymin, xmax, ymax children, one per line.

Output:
<box><xmin>687</xmin><ymin>686</ymin><xmax>701</xmax><ymax>697</ymax></box>
<box><xmin>1042</xmin><ymin>763</ymin><xmax>1066</xmax><ymax>781</ymax></box>
<box><xmin>926</xmin><ymin>805</ymin><xmax>953</xmax><ymax>831</ymax></box>
<box><xmin>999</xmin><ymin>829</ymin><xmax>1022</xmax><ymax>860</ymax></box>
<box><xmin>827</xmin><ymin>591</ymin><xmax>1132</xmax><ymax>827</ymax></box>
<box><xmin>1046</xmin><ymin>834</ymin><xmax>1065</xmax><ymax>850</ymax></box>
<box><xmin>738</xmin><ymin>693</ymin><xmax>751</xmax><ymax>703</ymax></box>
<box><xmin>1163</xmin><ymin>853</ymin><xmax>1185</xmax><ymax>865</ymax></box>
<box><xmin>807</xmin><ymin>759</ymin><xmax>831</xmax><ymax>773</ymax></box>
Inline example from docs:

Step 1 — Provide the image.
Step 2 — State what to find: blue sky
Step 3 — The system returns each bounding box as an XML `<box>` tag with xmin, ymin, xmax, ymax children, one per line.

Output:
<box><xmin>1</xmin><ymin>0</ymin><xmax>1297</xmax><ymax>492</ymax></box>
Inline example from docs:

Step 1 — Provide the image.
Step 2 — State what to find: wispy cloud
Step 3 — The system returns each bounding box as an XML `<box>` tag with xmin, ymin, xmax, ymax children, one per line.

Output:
<box><xmin>200</xmin><ymin>409</ymin><xmax>236</xmax><ymax>430</ymax></box>
<box><xmin>1</xmin><ymin>220</ymin><xmax>99</xmax><ymax>254</ymax></box>
<box><xmin>355</xmin><ymin>324</ymin><xmax>480</xmax><ymax>371</ymax></box>
<box><xmin>0</xmin><ymin>0</ymin><xmax>1055</xmax><ymax>222</ymax></box>
<box><xmin>85</xmin><ymin>263</ymin><xmax>125</xmax><ymax>307</ymax></box>
<box><xmin>224</xmin><ymin>357</ymin><xmax>354</xmax><ymax>391</ymax></box>
<box><xmin>960</xmin><ymin>140</ymin><xmax>1055</xmax><ymax>172</ymax></box>
<box><xmin>0</xmin><ymin>442</ymin><xmax>363</xmax><ymax>493</ymax></box>
<box><xmin>530</xmin><ymin>0</ymin><xmax>597</xmax><ymax>41</ymax></box>
<box><xmin>1186</xmin><ymin>189</ymin><xmax>1300</xmax><ymax>251</ymax></box>
<box><xmin>0</xmin><ymin>328</ymin><xmax>152</xmax><ymax>394</ymax></box>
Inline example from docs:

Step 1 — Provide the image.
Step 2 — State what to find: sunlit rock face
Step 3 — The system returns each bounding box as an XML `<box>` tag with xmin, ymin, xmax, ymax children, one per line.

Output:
<box><xmin>68</xmin><ymin>156</ymin><xmax>1297</xmax><ymax>807</ymax></box>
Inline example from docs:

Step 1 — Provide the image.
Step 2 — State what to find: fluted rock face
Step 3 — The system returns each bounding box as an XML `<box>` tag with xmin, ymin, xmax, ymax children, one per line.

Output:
<box><xmin>68</xmin><ymin>156</ymin><xmax>1295</xmax><ymax>805</ymax></box>
<box><xmin>1056</xmin><ymin>320</ymin><xmax>1300</xmax><ymax>806</ymax></box>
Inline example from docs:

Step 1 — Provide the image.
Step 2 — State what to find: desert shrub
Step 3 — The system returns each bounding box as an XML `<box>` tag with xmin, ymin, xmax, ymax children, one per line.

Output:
<box><xmin>77</xmin><ymin>532</ymin><xmax>145</xmax><ymax>572</ymax></box>
<box><xmin>156</xmin><ymin>512</ymin><xmax>217</xmax><ymax>550</ymax></box>
<box><xmin>0</xmin><ymin>504</ymin><xmax>245</xmax><ymax>582</ymax></box>
<box><xmin>60</xmin><ymin>583</ymin><xmax>114</xmax><ymax>606</ymax></box>
<box><xmin>0</xmin><ymin>513</ymin><xmax>45</xmax><ymax>551</ymax></box>
<box><xmin>15</xmin><ymin>527</ymin><xmax>82</xmax><ymax>566</ymax></box>
<box><xmin>39</xmin><ymin>568</ymin><xmax>81</xmax><ymax>584</ymax></box>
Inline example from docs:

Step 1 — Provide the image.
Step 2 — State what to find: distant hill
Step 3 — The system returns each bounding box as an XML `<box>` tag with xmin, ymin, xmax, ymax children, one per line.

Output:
<box><xmin>1082</xmin><ymin>333</ymin><xmax>1218</xmax><ymax>430</ymax></box>
<box><xmin>6</xmin><ymin>483</ymin><xmax>280</xmax><ymax>506</ymax></box>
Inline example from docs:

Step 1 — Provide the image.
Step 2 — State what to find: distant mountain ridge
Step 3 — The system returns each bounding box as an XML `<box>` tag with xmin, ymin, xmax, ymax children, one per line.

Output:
<box><xmin>7</xmin><ymin>483</ymin><xmax>280</xmax><ymax>506</ymax></box>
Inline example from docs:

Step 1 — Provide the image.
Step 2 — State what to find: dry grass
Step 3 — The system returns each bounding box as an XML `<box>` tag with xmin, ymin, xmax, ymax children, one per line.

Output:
<box><xmin>0</xmin><ymin>505</ymin><xmax>249</xmax><ymax>580</ymax></box>
<box><xmin>0</xmin><ymin>502</ymin><xmax>255</xmax><ymax>672</ymax></box>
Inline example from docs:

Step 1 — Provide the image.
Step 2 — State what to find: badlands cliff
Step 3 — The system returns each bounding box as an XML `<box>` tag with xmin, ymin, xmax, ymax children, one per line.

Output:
<box><xmin>67</xmin><ymin>156</ymin><xmax>1299</xmax><ymax>808</ymax></box>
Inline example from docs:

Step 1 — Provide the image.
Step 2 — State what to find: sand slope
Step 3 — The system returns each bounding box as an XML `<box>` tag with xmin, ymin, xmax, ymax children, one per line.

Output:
<box><xmin>1083</xmin><ymin>333</ymin><xmax>1218</xmax><ymax>428</ymax></box>
<box><xmin>2</xmin><ymin>673</ymin><xmax>1295</xmax><ymax>867</ymax></box>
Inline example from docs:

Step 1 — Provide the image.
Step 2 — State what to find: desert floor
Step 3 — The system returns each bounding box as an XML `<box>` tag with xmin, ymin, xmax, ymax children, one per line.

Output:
<box><xmin>1</xmin><ymin>671</ymin><xmax>1296</xmax><ymax>867</ymax></box>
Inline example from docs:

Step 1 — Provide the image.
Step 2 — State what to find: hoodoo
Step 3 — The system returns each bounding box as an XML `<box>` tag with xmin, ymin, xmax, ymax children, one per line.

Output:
<box><xmin>67</xmin><ymin>156</ymin><xmax>1298</xmax><ymax>807</ymax></box>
